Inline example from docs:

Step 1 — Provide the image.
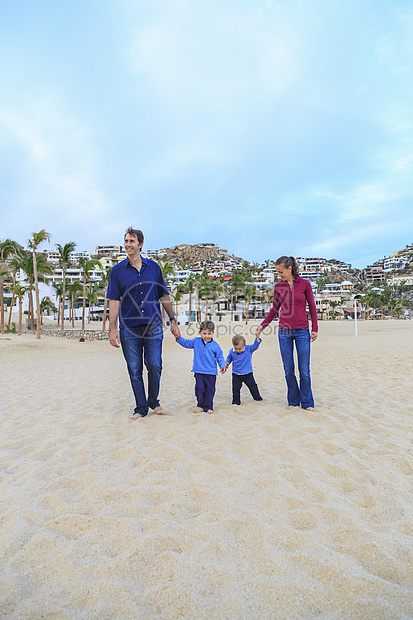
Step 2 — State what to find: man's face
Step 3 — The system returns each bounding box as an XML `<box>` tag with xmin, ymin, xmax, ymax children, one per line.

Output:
<box><xmin>199</xmin><ymin>329</ymin><xmax>214</xmax><ymax>342</ymax></box>
<box><xmin>124</xmin><ymin>234</ymin><xmax>143</xmax><ymax>256</ymax></box>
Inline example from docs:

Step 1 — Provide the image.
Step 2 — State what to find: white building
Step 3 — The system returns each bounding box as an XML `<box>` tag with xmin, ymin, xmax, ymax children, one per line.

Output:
<box><xmin>94</xmin><ymin>245</ymin><xmax>125</xmax><ymax>256</ymax></box>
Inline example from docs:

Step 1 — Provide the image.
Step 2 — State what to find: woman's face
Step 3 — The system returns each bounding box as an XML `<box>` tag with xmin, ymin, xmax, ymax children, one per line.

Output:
<box><xmin>276</xmin><ymin>264</ymin><xmax>293</xmax><ymax>281</ymax></box>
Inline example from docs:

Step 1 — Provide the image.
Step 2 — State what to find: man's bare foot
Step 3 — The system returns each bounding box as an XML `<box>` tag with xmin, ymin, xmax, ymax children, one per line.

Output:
<box><xmin>154</xmin><ymin>406</ymin><xmax>165</xmax><ymax>415</ymax></box>
<box><xmin>304</xmin><ymin>406</ymin><xmax>316</xmax><ymax>412</ymax></box>
<box><xmin>192</xmin><ymin>407</ymin><xmax>204</xmax><ymax>413</ymax></box>
<box><xmin>207</xmin><ymin>409</ymin><xmax>214</xmax><ymax>414</ymax></box>
<box><xmin>130</xmin><ymin>413</ymin><xmax>144</xmax><ymax>420</ymax></box>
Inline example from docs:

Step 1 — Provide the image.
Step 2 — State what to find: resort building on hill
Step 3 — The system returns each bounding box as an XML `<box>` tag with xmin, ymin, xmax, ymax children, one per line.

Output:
<box><xmin>360</xmin><ymin>264</ymin><xmax>386</xmax><ymax>285</ymax></box>
<box><xmin>295</xmin><ymin>257</ymin><xmax>352</xmax><ymax>282</ymax></box>
<box><xmin>42</xmin><ymin>249</ymin><xmax>90</xmax><ymax>263</ymax></box>
<box><xmin>390</xmin><ymin>274</ymin><xmax>413</xmax><ymax>286</ymax></box>
<box><xmin>94</xmin><ymin>244</ymin><xmax>126</xmax><ymax>256</ymax></box>
<box><xmin>146</xmin><ymin>249</ymin><xmax>167</xmax><ymax>259</ymax></box>
<box><xmin>392</xmin><ymin>244</ymin><xmax>413</xmax><ymax>262</ymax></box>
<box><xmin>383</xmin><ymin>256</ymin><xmax>409</xmax><ymax>271</ymax></box>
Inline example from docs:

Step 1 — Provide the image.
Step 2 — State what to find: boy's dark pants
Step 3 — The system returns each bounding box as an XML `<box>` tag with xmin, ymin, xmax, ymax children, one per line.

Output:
<box><xmin>232</xmin><ymin>372</ymin><xmax>262</xmax><ymax>405</ymax></box>
<box><xmin>194</xmin><ymin>373</ymin><xmax>217</xmax><ymax>411</ymax></box>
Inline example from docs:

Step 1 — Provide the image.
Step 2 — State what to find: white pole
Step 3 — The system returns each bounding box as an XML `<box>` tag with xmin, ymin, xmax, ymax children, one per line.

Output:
<box><xmin>354</xmin><ymin>299</ymin><xmax>358</xmax><ymax>337</ymax></box>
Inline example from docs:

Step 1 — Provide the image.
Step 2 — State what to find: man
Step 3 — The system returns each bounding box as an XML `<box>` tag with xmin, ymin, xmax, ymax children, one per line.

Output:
<box><xmin>107</xmin><ymin>227</ymin><xmax>180</xmax><ymax>419</ymax></box>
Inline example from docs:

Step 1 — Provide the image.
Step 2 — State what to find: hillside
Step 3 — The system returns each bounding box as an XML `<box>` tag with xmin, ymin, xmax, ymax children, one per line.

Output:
<box><xmin>159</xmin><ymin>243</ymin><xmax>243</xmax><ymax>268</ymax></box>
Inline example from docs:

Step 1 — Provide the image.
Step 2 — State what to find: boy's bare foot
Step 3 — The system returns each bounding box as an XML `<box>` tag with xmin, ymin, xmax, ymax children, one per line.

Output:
<box><xmin>130</xmin><ymin>413</ymin><xmax>144</xmax><ymax>420</ymax></box>
<box><xmin>154</xmin><ymin>406</ymin><xmax>165</xmax><ymax>415</ymax></box>
<box><xmin>192</xmin><ymin>407</ymin><xmax>204</xmax><ymax>413</ymax></box>
<box><xmin>304</xmin><ymin>406</ymin><xmax>316</xmax><ymax>412</ymax></box>
<box><xmin>207</xmin><ymin>409</ymin><xmax>214</xmax><ymax>414</ymax></box>
<box><xmin>286</xmin><ymin>405</ymin><xmax>297</xmax><ymax>410</ymax></box>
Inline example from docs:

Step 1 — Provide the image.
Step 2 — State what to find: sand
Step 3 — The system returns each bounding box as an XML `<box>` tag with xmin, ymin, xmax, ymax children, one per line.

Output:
<box><xmin>1</xmin><ymin>320</ymin><xmax>412</xmax><ymax>619</ymax></box>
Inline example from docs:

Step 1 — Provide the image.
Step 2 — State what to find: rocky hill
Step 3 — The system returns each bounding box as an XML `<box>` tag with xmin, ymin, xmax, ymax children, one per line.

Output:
<box><xmin>159</xmin><ymin>243</ymin><xmax>243</xmax><ymax>268</ymax></box>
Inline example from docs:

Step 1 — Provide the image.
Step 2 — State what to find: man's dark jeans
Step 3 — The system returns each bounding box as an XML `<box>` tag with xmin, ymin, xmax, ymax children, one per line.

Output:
<box><xmin>120</xmin><ymin>324</ymin><xmax>163</xmax><ymax>416</ymax></box>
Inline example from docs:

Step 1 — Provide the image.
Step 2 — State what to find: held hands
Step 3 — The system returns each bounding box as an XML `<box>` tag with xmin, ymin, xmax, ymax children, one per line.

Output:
<box><xmin>170</xmin><ymin>321</ymin><xmax>181</xmax><ymax>339</ymax></box>
<box><xmin>311</xmin><ymin>332</ymin><xmax>318</xmax><ymax>342</ymax></box>
<box><xmin>225</xmin><ymin>362</ymin><xmax>230</xmax><ymax>370</ymax></box>
<box><xmin>220</xmin><ymin>367</ymin><xmax>226</xmax><ymax>374</ymax></box>
<box><xmin>255</xmin><ymin>326</ymin><xmax>263</xmax><ymax>338</ymax></box>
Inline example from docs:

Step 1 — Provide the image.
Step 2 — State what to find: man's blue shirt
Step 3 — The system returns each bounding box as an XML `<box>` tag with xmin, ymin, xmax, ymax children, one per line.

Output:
<box><xmin>226</xmin><ymin>338</ymin><xmax>261</xmax><ymax>374</ymax></box>
<box><xmin>106</xmin><ymin>256</ymin><xmax>169</xmax><ymax>329</ymax></box>
<box><xmin>176</xmin><ymin>336</ymin><xmax>225</xmax><ymax>375</ymax></box>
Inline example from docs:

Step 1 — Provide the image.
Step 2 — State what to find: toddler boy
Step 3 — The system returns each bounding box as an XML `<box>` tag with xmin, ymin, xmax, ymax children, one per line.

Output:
<box><xmin>226</xmin><ymin>334</ymin><xmax>263</xmax><ymax>405</ymax></box>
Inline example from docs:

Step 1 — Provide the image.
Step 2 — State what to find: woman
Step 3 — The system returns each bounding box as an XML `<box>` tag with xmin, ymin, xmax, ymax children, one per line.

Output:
<box><xmin>256</xmin><ymin>256</ymin><xmax>318</xmax><ymax>411</ymax></box>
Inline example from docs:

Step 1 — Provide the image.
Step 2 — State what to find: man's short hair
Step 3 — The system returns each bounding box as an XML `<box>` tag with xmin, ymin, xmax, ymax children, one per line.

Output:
<box><xmin>125</xmin><ymin>227</ymin><xmax>144</xmax><ymax>245</ymax></box>
<box><xmin>232</xmin><ymin>334</ymin><xmax>246</xmax><ymax>346</ymax></box>
<box><xmin>199</xmin><ymin>320</ymin><xmax>215</xmax><ymax>332</ymax></box>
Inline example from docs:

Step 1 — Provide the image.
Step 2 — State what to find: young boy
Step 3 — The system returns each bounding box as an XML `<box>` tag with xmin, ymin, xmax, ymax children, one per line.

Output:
<box><xmin>225</xmin><ymin>334</ymin><xmax>263</xmax><ymax>406</ymax></box>
<box><xmin>176</xmin><ymin>320</ymin><xmax>226</xmax><ymax>414</ymax></box>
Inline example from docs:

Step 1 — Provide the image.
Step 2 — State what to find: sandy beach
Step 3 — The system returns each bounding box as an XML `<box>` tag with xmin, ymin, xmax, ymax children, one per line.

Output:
<box><xmin>1</xmin><ymin>320</ymin><xmax>412</xmax><ymax>619</ymax></box>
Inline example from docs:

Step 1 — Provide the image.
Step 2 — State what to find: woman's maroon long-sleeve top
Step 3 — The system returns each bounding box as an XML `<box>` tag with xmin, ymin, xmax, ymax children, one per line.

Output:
<box><xmin>260</xmin><ymin>276</ymin><xmax>318</xmax><ymax>332</ymax></box>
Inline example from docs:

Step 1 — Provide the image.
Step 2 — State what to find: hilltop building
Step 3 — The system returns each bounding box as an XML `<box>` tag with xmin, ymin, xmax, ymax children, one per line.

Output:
<box><xmin>94</xmin><ymin>245</ymin><xmax>126</xmax><ymax>256</ymax></box>
<box><xmin>360</xmin><ymin>264</ymin><xmax>386</xmax><ymax>285</ymax></box>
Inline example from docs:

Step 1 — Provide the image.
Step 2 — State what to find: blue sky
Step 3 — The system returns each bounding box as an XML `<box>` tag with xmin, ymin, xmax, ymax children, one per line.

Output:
<box><xmin>1</xmin><ymin>0</ymin><xmax>412</xmax><ymax>268</ymax></box>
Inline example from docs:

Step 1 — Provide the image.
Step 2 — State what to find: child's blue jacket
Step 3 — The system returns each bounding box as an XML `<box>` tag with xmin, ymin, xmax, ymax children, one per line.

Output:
<box><xmin>176</xmin><ymin>336</ymin><xmax>225</xmax><ymax>375</ymax></box>
<box><xmin>226</xmin><ymin>338</ymin><xmax>261</xmax><ymax>374</ymax></box>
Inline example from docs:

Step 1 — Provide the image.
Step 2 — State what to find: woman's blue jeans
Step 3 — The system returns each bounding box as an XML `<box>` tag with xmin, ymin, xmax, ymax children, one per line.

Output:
<box><xmin>120</xmin><ymin>324</ymin><xmax>163</xmax><ymax>416</ymax></box>
<box><xmin>278</xmin><ymin>328</ymin><xmax>314</xmax><ymax>409</ymax></box>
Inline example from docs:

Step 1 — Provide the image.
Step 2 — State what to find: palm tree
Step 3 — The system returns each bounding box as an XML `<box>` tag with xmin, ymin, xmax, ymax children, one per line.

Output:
<box><xmin>194</xmin><ymin>271</ymin><xmax>210</xmax><ymax>321</ymax></box>
<box><xmin>56</xmin><ymin>241</ymin><xmax>76</xmax><ymax>331</ymax></box>
<box><xmin>39</xmin><ymin>296</ymin><xmax>58</xmax><ymax>324</ymax></box>
<box><xmin>244</xmin><ymin>284</ymin><xmax>256</xmax><ymax>324</ymax></box>
<box><xmin>10</xmin><ymin>282</ymin><xmax>28</xmax><ymax>335</ymax></box>
<box><xmin>225</xmin><ymin>271</ymin><xmax>247</xmax><ymax>321</ymax></box>
<box><xmin>19</xmin><ymin>252</ymin><xmax>54</xmax><ymax>331</ymax></box>
<box><xmin>158</xmin><ymin>259</ymin><xmax>175</xmax><ymax>287</ymax></box>
<box><xmin>78</xmin><ymin>257</ymin><xmax>101</xmax><ymax>330</ymax></box>
<box><xmin>0</xmin><ymin>239</ymin><xmax>24</xmax><ymax>334</ymax></box>
<box><xmin>207</xmin><ymin>277</ymin><xmax>225</xmax><ymax>320</ymax></box>
<box><xmin>0</xmin><ymin>262</ymin><xmax>10</xmax><ymax>333</ymax></box>
<box><xmin>52</xmin><ymin>282</ymin><xmax>64</xmax><ymax>327</ymax></box>
<box><xmin>184</xmin><ymin>274</ymin><xmax>197</xmax><ymax>325</ymax></box>
<box><xmin>7</xmin><ymin>256</ymin><xmax>24</xmax><ymax>330</ymax></box>
<box><xmin>172</xmin><ymin>286</ymin><xmax>185</xmax><ymax>319</ymax></box>
<box><xmin>67</xmin><ymin>281</ymin><xmax>83</xmax><ymax>327</ymax></box>
<box><xmin>330</xmin><ymin>300</ymin><xmax>339</xmax><ymax>319</ymax></box>
<box><xmin>28</xmin><ymin>230</ymin><xmax>51</xmax><ymax>339</ymax></box>
<box><xmin>98</xmin><ymin>268</ymin><xmax>112</xmax><ymax>330</ymax></box>
<box><xmin>86</xmin><ymin>282</ymin><xmax>102</xmax><ymax>322</ymax></box>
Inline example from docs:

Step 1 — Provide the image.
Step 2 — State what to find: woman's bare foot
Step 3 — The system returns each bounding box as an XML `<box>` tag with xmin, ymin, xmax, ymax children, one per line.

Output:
<box><xmin>154</xmin><ymin>406</ymin><xmax>165</xmax><ymax>415</ymax></box>
<box><xmin>129</xmin><ymin>413</ymin><xmax>144</xmax><ymax>420</ymax></box>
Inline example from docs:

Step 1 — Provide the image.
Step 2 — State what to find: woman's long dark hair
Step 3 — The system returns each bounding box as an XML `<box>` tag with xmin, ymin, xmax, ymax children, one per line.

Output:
<box><xmin>275</xmin><ymin>256</ymin><xmax>299</xmax><ymax>279</ymax></box>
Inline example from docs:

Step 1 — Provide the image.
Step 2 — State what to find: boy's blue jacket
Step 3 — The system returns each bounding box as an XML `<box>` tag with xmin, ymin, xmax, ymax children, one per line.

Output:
<box><xmin>176</xmin><ymin>336</ymin><xmax>225</xmax><ymax>375</ymax></box>
<box><xmin>226</xmin><ymin>338</ymin><xmax>261</xmax><ymax>374</ymax></box>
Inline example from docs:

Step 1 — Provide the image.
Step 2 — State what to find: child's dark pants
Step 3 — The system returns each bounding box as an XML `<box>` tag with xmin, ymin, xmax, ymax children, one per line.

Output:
<box><xmin>232</xmin><ymin>372</ymin><xmax>262</xmax><ymax>405</ymax></box>
<box><xmin>194</xmin><ymin>373</ymin><xmax>217</xmax><ymax>411</ymax></box>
